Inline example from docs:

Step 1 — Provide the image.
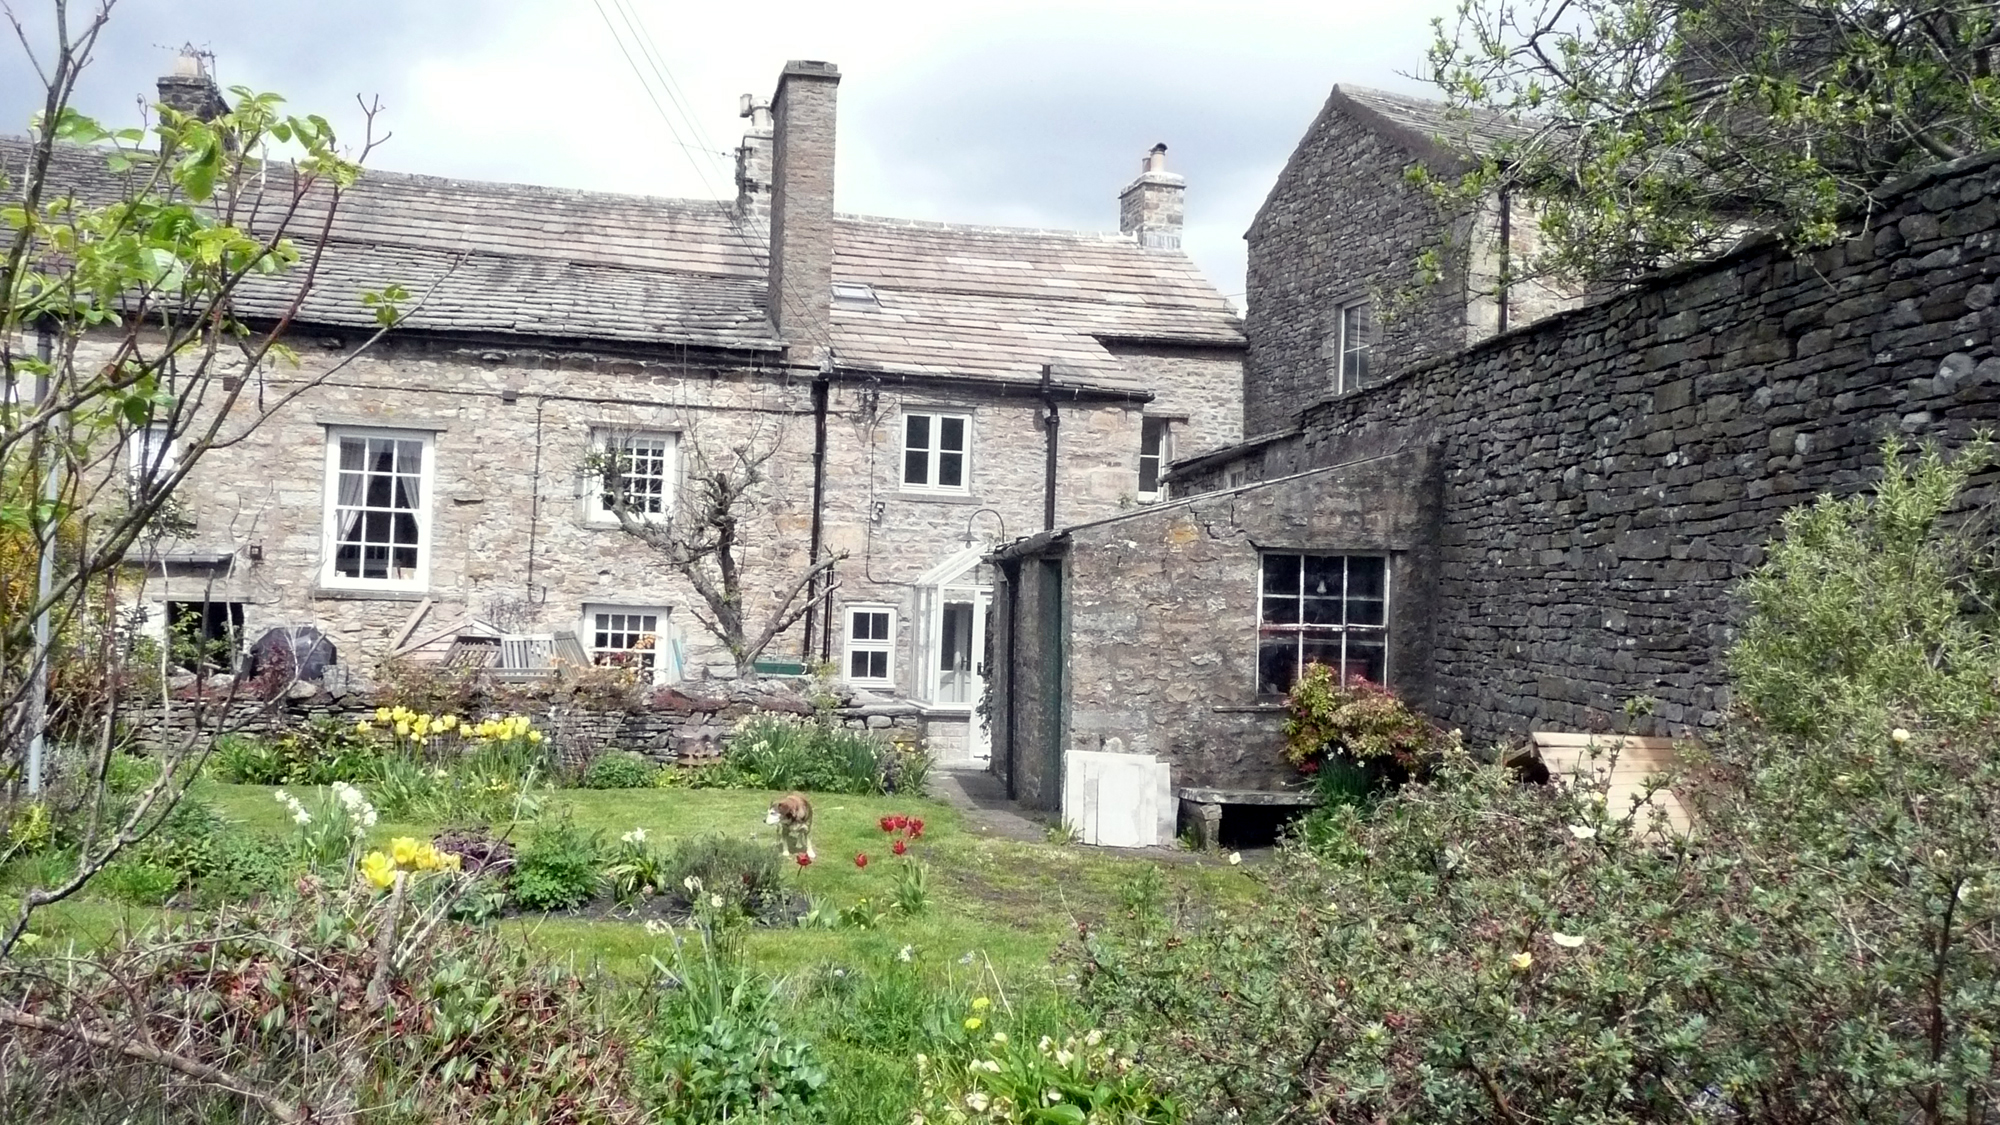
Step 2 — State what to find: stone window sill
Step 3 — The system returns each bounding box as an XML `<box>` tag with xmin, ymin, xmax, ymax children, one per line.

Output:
<box><xmin>1212</xmin><ymin>703</ymin><xmax>1285</xmax><ymax>714</ymax></box>
<box><xmin>897</xmin><ymin>490</ymin><xmax>983</xmax><ymax>505</ymax></box>
<box><xmin>312</xmin><ymin>586</ymin><xmax>433</xmax><ymax>602</ymax></box>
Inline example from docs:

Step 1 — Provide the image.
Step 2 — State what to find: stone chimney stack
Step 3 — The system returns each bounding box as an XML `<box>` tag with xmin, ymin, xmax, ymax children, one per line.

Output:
<box><xmin>156</xmin><ymin>47</ymin><xmax>229</xmax><ymax>121</ymax></box>
<box><xmin>1119</xmin><ymin>143</ymin><xmax>1185</xmax><ymax>250</ymax></box>
<box><xmin>735</xmin><ymin>93</ymin><xmax>774</xmax><ymax>231</ymax></box>
<box><xmin>766</xmin><ymin>60</ymin><xmax>840</xmax><ymax>366</ymax></box>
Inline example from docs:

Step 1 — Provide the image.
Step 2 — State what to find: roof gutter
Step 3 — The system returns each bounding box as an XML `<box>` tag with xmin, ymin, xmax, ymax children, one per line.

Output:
<box><xmin>827</xmin><ymin>364</ymin><xmax>1153</xmax><ymax>404</ymax></box>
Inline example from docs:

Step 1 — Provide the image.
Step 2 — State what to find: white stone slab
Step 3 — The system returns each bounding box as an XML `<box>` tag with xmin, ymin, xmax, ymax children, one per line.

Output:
<box><xmin>1063</xmin><ymin>747</ymin><xmax>1166</xmax><ymax>848</ymax></box>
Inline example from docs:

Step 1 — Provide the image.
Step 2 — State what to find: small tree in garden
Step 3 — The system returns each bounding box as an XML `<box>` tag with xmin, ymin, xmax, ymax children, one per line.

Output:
<box><xmin>1076</xmin><ymin>439</ymin><xmax>2000</xmax><ymax>1124</ymax></box>
<box><xmin>0</xmin><ymin>0</ymin><xmax>412</xmax><ymax>967</ymax></box>
<box><xmin>595</xmin><ymin>426</ymin><xmax>843</xmax><ymax>675</ymax></box>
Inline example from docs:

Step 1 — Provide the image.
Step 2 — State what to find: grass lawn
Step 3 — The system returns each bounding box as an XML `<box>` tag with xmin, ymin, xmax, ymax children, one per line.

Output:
<box><xmin>7</xmin><ymin>780</ymin><xmax>1257</xmax><ymax>1122</ymax></box>
<box><xmin>143</xmin><ymin>781</ymin><xmax>1259</xmax><ymax>980</ymax></box>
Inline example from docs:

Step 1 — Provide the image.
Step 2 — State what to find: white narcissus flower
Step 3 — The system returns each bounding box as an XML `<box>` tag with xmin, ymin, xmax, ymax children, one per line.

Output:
<box><xmin>1891</xmin><ymin>727</ymin><xmax>1912</xmax><ymax>744</ymax></box>
<box><xmin>1511</xmin><ymin>951</ymin><xmax>1534</xmax><ymax>970</ymax></box>
<box><xmin>292</xmin><ymin>808</ymin><xmax>312</xmax><ymax>825</ymax></box>
<box><xmin>1227</xmin><ymin>852</ymin><xmax>1243</xmax><ymax>866</ymax></box>
<box><xmin>1552</xmin><ymin>932</ymin><xmax>1586</xmax><ymax>948</ymax></box>
<box><xmin>964</xmin><ymin>1091</ymin><xmax>989</xmax><ymax>1112</ymax></box>
<box><xmin>1569</xmin><ymin>825</ymin><xmax>1597</xmax><ymax>840</ymax></box>
<box><xmin>897</xmin><ymin>945</ymin><xmax>914</xmax><ymax>963</ymax></box>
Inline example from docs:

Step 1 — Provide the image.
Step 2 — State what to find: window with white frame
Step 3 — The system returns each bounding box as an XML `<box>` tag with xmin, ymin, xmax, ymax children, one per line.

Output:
<box><xmin>902</xmin><ymin>412</ymin><xmax>969</xmax><ymax>493</ymax></box>
<box><xmin>322</xmin><ymin>429</ymin><xmax>433</xmax><ymax>590</ymax></box>
<box><xmin>844</xmin><ymin>604</ymin><xmax>895</xmax><ymax>685</ymax></box>
<box><xmin>586</xmin><ymin>429</ymin><xmax>677</xmax><ymax>524</ymax></box>
<box><xmin>585</xmin><ymin>605</ymin><xmax>666</xmax><ymax>677</ymax></box>
<box><xmin>1333</xmin><ymin>299</ymin><xmax>1374</xmax><ymax>393</ymax></box>
<box><xmin>1137</xmin><ymin>418</ymin><xmax>1171</xmax><ymax>500</ymax></box>
<box><xmin>1257</xmin><ymin>553</ymin><xmax>1388</xmax><ymax>696</ymax></box>
<box><xmin>128</xmin><ymin>424</ymin><xmax>179</xmax><ymax>501</ymax></box>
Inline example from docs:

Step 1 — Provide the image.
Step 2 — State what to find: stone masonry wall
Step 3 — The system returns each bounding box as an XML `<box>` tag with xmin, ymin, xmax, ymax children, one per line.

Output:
<box><xmin>1182</xmin><ymin>151</ymin><xmax>2000</xmax><ymax>745</ymax></box>
<box><xmin>1242</xmin><ymin>96</ymin><xmax>1468</xmax><ymax>437</ymax></box>
<box><xmin>994</xmin><ymin>447</ymin><xmax>1441</xmax><ymax>792</ymax></box>
<box><xmin>121</xmin><ymin>325</ymin><xmax>1228</xmax><ymax>701</ymax></box>
<box><xmin>122</xmin><ymin>678</ymin><xmax>927</xmax><ymax>768</ymax></box>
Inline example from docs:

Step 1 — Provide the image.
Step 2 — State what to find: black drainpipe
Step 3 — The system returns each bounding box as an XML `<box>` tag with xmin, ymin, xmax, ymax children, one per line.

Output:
<box><xmin>800</xmin><ymin>372</ymin><xmax>830</xmax><ymax>662</ymax></box>
<box><xmin>1040</xmin><ymin>363</ymin><xmax>1058</xmax><ymax>531</ymax></box>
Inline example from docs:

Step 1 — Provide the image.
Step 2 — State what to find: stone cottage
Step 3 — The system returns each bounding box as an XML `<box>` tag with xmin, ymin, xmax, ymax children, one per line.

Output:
<box><xmin>1241</xmin><ymin>85</ymin><xmax>1580</xmax><ymax>438</ymax></box>
<box><xmin>6</xmin><ymin>55</ymin><xmax>1245</xmax><ymax>763</ymax></box>
<box><xmin>992</xmin><ymin>101</ymin><xmax>2000</xmax><ymax>824</ymax></box>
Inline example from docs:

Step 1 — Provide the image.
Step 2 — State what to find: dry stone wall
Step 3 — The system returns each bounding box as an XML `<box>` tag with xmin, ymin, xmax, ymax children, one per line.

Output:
<box><xmin>122</xmin><ymin>678</ymin><xmax>926</xmax><ymax>768</ymax></box>
<box><xmin>1182</xmin><ymin>151</ymin><xmax>2000</xmax><ymax>745</ymax></box>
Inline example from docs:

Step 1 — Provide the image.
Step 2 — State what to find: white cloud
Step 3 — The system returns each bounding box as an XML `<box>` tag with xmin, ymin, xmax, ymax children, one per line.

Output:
<box><xmin>4</xmin><ymin>0</ymin><xmax>1462</xmax><ymax>299</ymax></box>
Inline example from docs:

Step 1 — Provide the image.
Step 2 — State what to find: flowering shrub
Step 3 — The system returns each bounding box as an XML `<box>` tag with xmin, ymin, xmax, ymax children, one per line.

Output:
<box><xmin>1280</xmin><ymin>665</ymin><xmax>1444</xmax><ymax>772</ymax></box>
<box><xmin>913</xmin><ymin>1000</ymin><xmax>1180</xmax><ymax>1125</ymax></box>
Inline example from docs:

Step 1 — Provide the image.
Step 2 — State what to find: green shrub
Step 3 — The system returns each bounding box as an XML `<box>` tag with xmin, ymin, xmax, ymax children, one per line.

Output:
<box><xmin>666</xmin><ymin>834</ymin><xmax>784</xmax><ymax>917</ymax></box>
<box><xmin>1733</xmin><ymin>436</ymin><xmax>2000</xmax><ymax>737</ymax></box>
<box><xmin>510</xmin><ymin>814</ymin><xmax>603</xmax><ymax>912</ymax></box>
<box><xmin>96</xmin><ymin>859</ymin><xmax>182</xmax><ymax>905</ymax></box>
<box><xmin>722</xmin><ymin>714</ymin><xmax>886</xmax><ymax>795</ymax></box>
<box><xmin>210</xmin><ymin>733</ymin><xmax>289</xmax><ymax>784</ymax></box>
<box><xmin>278</xmin><ymin>719</ymin><xmax>380</xmax><ymax>784</ymax></box>
<box><xmin>1076</xmin><ymin>441</ymin><xmax>2000</xmax><ymax>1124</ymax></box>
<box><xmin>578</xmin><ymin>750</ymin><xmax>656</xmax><ymax>789</ymax></box>
<box><xmin>209</xmin><ymin>721</ymin><xmax>378</xmax><ymax>786</ymax></box>
<box><xmin>638</xmin><ymin>922</ymin><xmax>829</xmax><ymax>1123</ymax></box>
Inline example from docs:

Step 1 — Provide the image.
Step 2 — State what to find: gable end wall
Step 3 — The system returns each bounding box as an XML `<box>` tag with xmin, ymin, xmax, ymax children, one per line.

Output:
<box><xmin>1243</xmin><ymin>103</ymin><xmax>1468</xmax><ymax>436</ymax></box>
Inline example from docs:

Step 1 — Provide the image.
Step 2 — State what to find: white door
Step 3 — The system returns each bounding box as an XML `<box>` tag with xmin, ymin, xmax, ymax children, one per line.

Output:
<box><xmin>936</xmin><ymin>592</ymin><xmax>992</xmax><ymax>760</ymax></box>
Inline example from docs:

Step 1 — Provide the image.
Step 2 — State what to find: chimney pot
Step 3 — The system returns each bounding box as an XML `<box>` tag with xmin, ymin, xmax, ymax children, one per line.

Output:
<box><xmin>1119</xmin><ymin>143</ymin><xmax>1186</xmax><ymax>251</ymax></box>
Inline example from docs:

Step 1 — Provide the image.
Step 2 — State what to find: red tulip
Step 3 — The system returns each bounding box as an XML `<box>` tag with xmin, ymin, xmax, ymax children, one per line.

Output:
<box><xmin>855</xmin><ymin>853</ymin><xmax>869</xmax><ymax>868</ymax></box>
<box><xmin>892</xmin><ymin>839</ymin><xmax>907</xmax><ymax>855</ymax></box>
<box><xmin>909</xmin><ymin>818</ymin><xmax>924</xmax><ymax>834</ymax></box>
<box><xmin>796</xmin><ymin>853</ymin><xmax>812</xmax><ymax>867</ymax></box>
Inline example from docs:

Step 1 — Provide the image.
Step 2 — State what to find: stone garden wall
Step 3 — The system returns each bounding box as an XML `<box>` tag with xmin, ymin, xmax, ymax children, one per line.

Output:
<box><xmin>121</xmin><ymin>677</ymin><xmax>927</xmax><ymax>769</ymax></box>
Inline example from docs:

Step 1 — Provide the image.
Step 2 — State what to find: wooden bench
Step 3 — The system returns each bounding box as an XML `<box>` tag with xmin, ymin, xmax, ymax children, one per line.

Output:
<box><xmin>1177</xmin><ymin>786</ymin><xmax>1319</xmax><ymax>850</ymax></box>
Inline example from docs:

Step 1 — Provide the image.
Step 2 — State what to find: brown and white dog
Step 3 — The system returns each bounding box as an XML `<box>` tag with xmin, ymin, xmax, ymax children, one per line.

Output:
<box><xmin>766</xmin><ymin>792</ymin><xmax>815</xmax><ymax>861</ymax></box>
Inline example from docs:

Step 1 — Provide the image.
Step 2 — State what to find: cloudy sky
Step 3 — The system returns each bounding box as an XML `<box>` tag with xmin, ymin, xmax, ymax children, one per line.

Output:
<box><xmin>2</xmin><ymin>0</ymin><xmax>1459</xmax><ymax>304</ymax></box>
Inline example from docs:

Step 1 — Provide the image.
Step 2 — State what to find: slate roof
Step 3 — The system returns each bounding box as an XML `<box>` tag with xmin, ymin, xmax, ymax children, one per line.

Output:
<box><xmin>1</xmin><ymin>136</ymin><xmax>1242</xmax><ymax>391</ymax></box>
<box><xmin>1336</xmin><ymin>85</ymin><xmax>1535</xmax><ymax>161</ymax></box>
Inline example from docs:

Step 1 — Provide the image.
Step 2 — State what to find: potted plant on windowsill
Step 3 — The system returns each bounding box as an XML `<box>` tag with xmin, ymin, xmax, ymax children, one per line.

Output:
<box><xmin>1280</xmin><ymin>664</ymin><xmax>1445</xmax><ymax>806</ymax></box>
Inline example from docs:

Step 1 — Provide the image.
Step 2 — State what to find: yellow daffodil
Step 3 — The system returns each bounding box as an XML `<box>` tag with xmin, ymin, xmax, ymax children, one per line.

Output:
<box><xmin>355</xmin><ymin>720</ymin><xmax>372</xmax><ymax>735</ymax></box>
<box><xmin>1511</xmin><ymin>951</ymin><xmax>1534</xmax><ymax>971</ymax></box>
<box><xmin>360</xmin><ymin>851</ymin><xmax>396</xmax><ymax>889</ymax></box>
<box><xmin>528</xmin><ymin>731</ymin><xmax>544</xmax><ymax>744</ymax></box>
<box><xmin>391</xmin><ymin>837</ymin><xmax>424</xmax><ymax>867</ymax></box>
<box><xmin>375</xmin><ymin>707</ymin><xmax>391</xmax><ymax>723</ymax></box>
<box><xmin>394</xmin><ymin>721</ymin><xmax>411</xmax><ymax>737</ymax></box>
<box><xmin>971</xmin><ymin>996</ymin><xmax>991</xmax><ymax>1012</ymax></box>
